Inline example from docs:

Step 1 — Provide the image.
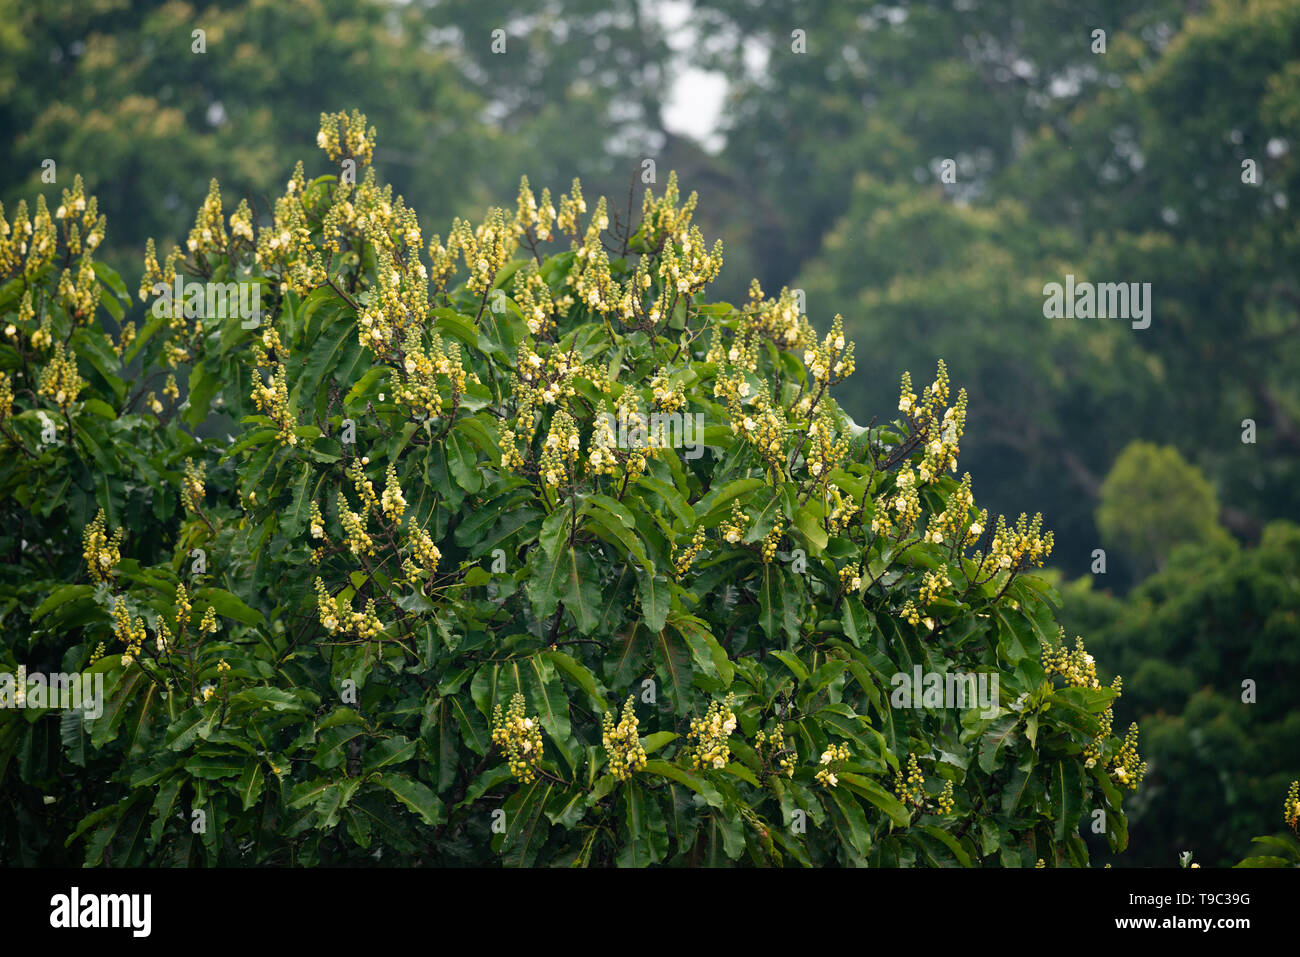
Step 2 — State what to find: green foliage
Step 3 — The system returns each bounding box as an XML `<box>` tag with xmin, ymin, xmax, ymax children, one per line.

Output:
<box><xmin>1236</xmin><ymin>780</ymin><xmax>1300</xmax><ymax>867</ymax></box>
<box><xmin>1</xmin><ymin>117</ymin><xmax>1145</xmax><ymax>867</ymax></box>
<box><xmin>1096</xmin><ymin>441</ymin><xmax>1232</xmax><ymax>576</ymax></box>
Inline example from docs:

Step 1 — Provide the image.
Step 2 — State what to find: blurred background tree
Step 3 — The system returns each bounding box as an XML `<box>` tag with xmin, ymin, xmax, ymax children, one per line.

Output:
<box><xmin>1096</xmin><ymin>441</ymin><xmax>1233</xmax><ymax>577</ymax></box>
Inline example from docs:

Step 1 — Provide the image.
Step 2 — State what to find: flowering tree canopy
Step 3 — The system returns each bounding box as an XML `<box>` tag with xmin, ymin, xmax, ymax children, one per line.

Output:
<box><xmin>0</xmin><ymin>113</ymin><xmax>1145</xmax><ymax>866</ymax></box>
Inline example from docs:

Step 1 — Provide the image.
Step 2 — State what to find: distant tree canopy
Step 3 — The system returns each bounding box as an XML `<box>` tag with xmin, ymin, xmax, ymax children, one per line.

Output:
<box><xmin>1061</xmin><ymin>520</ymin><xmax>1300</xmax><ymax>867</ymax></box>
<box><xmin>1096</xmin><ymin>441</ymin><xmax>1232</xmax><ymax>577</ymax></box>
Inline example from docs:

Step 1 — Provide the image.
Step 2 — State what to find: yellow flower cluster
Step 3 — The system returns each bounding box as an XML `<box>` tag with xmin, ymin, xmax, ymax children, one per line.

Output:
<box><xmin>755</xmin><ymin>723</ymin><xmax>796</xmax><ymax>779</ymax></box>
<box><xmin>824</xmin><ymin>483</ymin><xmax>860</xmax><ymax>535</ymax></box>
<box><xmin>937</xmin><ymin>779</ymin><xmax>956</xmax><ymax>814</ymax></box>
<box><xmin>586</xmin><ymin>411</ymin><xmax>619</xmax><ymax>478</ymax></box>
<box><xmin>155</xmin><ymin>618</ymin><xmax>171</xmax><ymax>654</ymax></box>
<box><xmin>741</xmin><ymin>280</ymin><xmax>812</xmax><ymax>350</ymax></box>
<box><xmin>162</xmin><ymin>338</ymin><xmax>190</xmax><ymax>369</ymax></box>
<box><xmin>673</xmin><ymin>525</ymin><xmax>707</xmax><ymax>577</ymax></box>
<box><xmin>250</xmin><ymin>363</ymin><xmax>294</xmax><ymax>445</ymax></box>
<box><xmin>729</xmin><ymin>387</ymin><xmax>787</xmax><ymax>471</ymax></box>
<box><xmin>760</xmin><ymin>520</ymin><xmax>784</xmax><ymax>564</ymax></box>
<box><xmin>815</xmin><ymin>742</ymin><xmax>851</xmax><ymax>788</ymax></box>
<box><xmin>611</xmin><ymin>391</ymin><xmax>651</xmax><ymax>478</ymax></box>
<box><xmin>0</xmin><ymin>195</ymin><xmax>58</xmax><ymax>279</ymax></box>
<box><xmin>649</xmin><ymin>373</ymin><xmax>686</xmax><ymax>415</ymax></box>
<box><xmin>229</xmin><ymin>199</ymin><xmax>255</xmax><ymax>247</ymax></box>
<box><xmin>313</xmin><ymin>577</ymin><xmax>384</xmax><ymax>639</ymax></box>
<box><xmin>515</xmin><ymin>176</ymin><xmax>556</xmax><ymax>242</ymax></box>
<box><xmin>1111</xmin><ymin>723</ymin><xmax>1147</xmax><ymax>791</ymax></box>
<box><xmin>37</xmin><ymin>342</ymin><xmax>83</xmax><ymax>412</ymax></box>
<box><xmin>570</xmin><ymin>198</ymin><xmax>617</xmax><ymax>315</ymax></box>
<box><xmin>513</xmin><ymin>261</ymin><xmax>558</xmax><ymax>337</ymax></box>
<box><xmin>250</xmin><ymin>328</ymin><xmax>297</xmax><ymax>445</ymax></box>
<box><xmin>27</xmin><ymin>309</ymin><xmax>50</xmax><ymax>350</ymax></box>
<box><xmin>337</xmin><ymin>490</ymin><xmax>376</xmax><ymax>558</ymax></box>
<box><xmin>927</xmin><ymin>473</ymin><xmax>985</xmax><ymax>547</ymax></box>
<box><xmin>975</xmin><ymin>512</ymin><xmax>1054</xmax><ymax>577</ymax></box>
<box><xmin>499</xmin><ymin>344</ymin><xmax>603</xmax><ymax>471</ymax></box>
<box><xmin>899</xmin><ymin>599</ymin><xmax>927</xmax><ymax>629</ymax></box>
<box><xmin>840</xmin><ymin>563</ymin><xmax>863</xmax><ymax>593</ymax></box>
<box><xmin>404</xmin><ymin>525</ymin><xmax>442</xmax><ymax>582</ymax></box>
<box><xmin>918</xmin><ymin>568</ymin><xmax>951</xmax><ymax>607</ymax></box>
<box><xmin>56</xmin><ymin>258</ymin><xmax>100</xmax><ymax>322</ymax></box>
<box><xmin>896</xmin><ymin>362</ymin><xmax>968</xmax><ymax>483</ymax></box>
<box><xmin>719</xmin><ymin>501</ymin><xmax>751</xmax><ymax>545</ymax></box>
<box><xmin>185</xmin><ymin>180</ymin><xmax>230</xmax><ymax>260</ymax></box>
<box><xmin>614</xmin><ymin>256</ymin><xmax>653</xmax><ymax>324</ymax></box>
<box><xmin>452</xmin><ymin>207</ymin><xmax>518</xmax><ymax>298</ymax></box>
<box><xmin>175</xmin><ymin>582</ymin><xmax>193</xmax><ymax>626</ymax></box>
<box><xmin>138</xmin><ymin>238</ymin><xmax>164</xmax><ymax>305</ymax></box>
<box><xmin>656</xmin><ymin>225</ymin><xmax>723</xmax><ymax>302</ymax></box>
<box><xmin>113</xmin><ymin>321</ymin><xmax>136</xmax><ymax>358</ymax></box>
<box><xmin>873</xmin><ymin>468</ymin><xmax>922</xmax><ymax>537</ymax></box>
<box><xmin>601</xmin><ymin>695</ymin><xmax>647</xmax><ymax>781</ymax></box>
<box><xmin>709</xmin><ymin>322</ymin><xmax>759</xmax><ymax>373</ymax></box>
<box><xmin>250</xmin><ymin>161</ymin><xmax>320</xmax><ymax>295</ymax></box>
<box><xmin>358</xmin><ymin>183</ymin><xmax>422</xmax><ymax>260</ymax></box>
<box><xmin>182</xmin><ymin>459</ymin><xmax>206</xmax><ymax>514</ymax></box>
<box><xmin>918</xmin><ymin>395</ymin><xmax>967</xmax><ymax>483</ymax></box>
<box><xmin>491</xmin><ymin>693</ymin><xmax>545</xmax><ymax>783</ymax></box>
<box><xmin>381</xmin><ymin>462</ymin><xmax>407</xmax><ymax>520</ymax></box>
<box><xmin>55</xmin><ymin>176</ymin><xmax>105</xmax><ymax>257</ymax></box>
<box><xmin>425</xmin><ymin>229</ymin><xmax>458</xmax><ymax>292</ymax></box>
<box><xmin>314</xmin><ymin>578</ymin><xmax>342</xmax><ymax>634</ymax></box>
<box><xmin>83</xmin><ymin>509</ymin><xmax>123</xmax><ymax>584</ymax></box>
<box><xmin>359</xmin><ymin>248</ymin><xmax>432</xmax><ymax>356</ymax></box>
<box><xmin>1042</xmin><ymin>634</ymin><xmax>1101</xmax><ymax>690</ymax></box>
<box><xmin>1084</xmin><ymin>694</ymin><xmax>1114</xmax><ymax>769</ymax></box>
<box><xmin>1284</xmin><ymin>781</ymin><xmax>1299</xmax><ymax>832</ymax></box>
<box><xmin>895</xmin><ymin>753</ymin><xmax>926</xmax><ymax>808</ymax></box>
<box><xmin>354</xmin><ymin>600</ymin><xmax>384</xmax><ymax>639</ymax></box>
<box><xmin>112</xmin><ymin>597</ymin><xmax>146</xmax><ymax>665</ymax></box>
<box><xmin>0</xmin><ymin>371</ymin><xmax>12</xmax><ymax>422</ymax></box>
<box><xmin>395</xmin><ymin>327</ymin><xmax>471</xmax><ymax>420</ymax></box>
<box><xmin>639</xmin><ymin>171</ymin><xmax>698</xmax><ymax>252</ymax></box>
<box><xmin>539</xmin><ymin>408</ymin><xmax>580</xmax><ymax>489</ymax></box>
<box><xmin>556</xmin><ymin>179</ymin><xmax>587</xmax><ymax>237</ymax></box>
<box><xmin>802</xmin><ymin>315</ymin><xmax>856</xmax><ymax>386</ymax></box>
<box><xmin>317</xmin><ymin>109</ymin><xmax>376</xmax><ymax>168</ymax></box>
<box><xmin>804</xmin><ymin>408</ymin><xmax>849</xmax><ymax>482</ymax></box>
<box><xmin>685</xmin><ymin>694</ymin><xmax>738</xmax><ymax>770</ymax></box>
<box><xmin>309</xmin><ymin>501</ymin><xmax>327</xmax><ymax>542</ymax></box>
